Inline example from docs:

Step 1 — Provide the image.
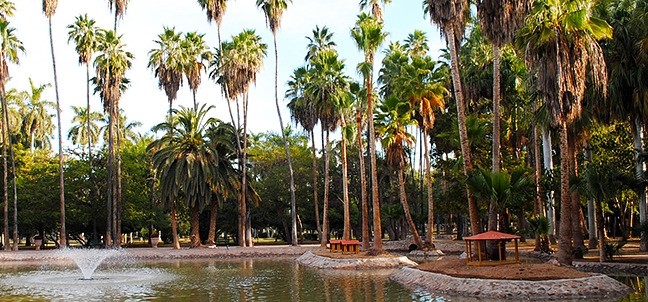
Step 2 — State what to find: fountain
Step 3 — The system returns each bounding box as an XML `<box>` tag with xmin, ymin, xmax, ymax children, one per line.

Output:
<box><xmin>58</xmin><ymin>248</ymin><xmax>121</xmax><ymax>280</ymax></box>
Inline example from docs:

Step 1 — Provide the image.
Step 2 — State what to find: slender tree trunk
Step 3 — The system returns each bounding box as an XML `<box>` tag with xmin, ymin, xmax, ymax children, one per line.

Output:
<box><xmin>2</xmin><ymin>90</ymin><xmax>18</xmax><ymax>251</ymax></box>
<box><xmin>569</xmin><ymin>133</ymin><xmax>584</xmax><ymax>257</ymax></box>
<box><xmin>207</xmin><ymin>200</ymin><xmax>218</xmax><ymax>245</ymax></box>
<box><xmin>357</xmin><ymin>109</ymin><xmax>369</xmax><ymax>250</ymax></box>
<box><xmin>446</xmin><ymin>29</ymin><xmax>480</xmax><ymax>236</ymax></box>
<box><xmin>241</xmin><ymin>93</ymin><xmax>249</xmax><ymax>247</ymax></box>
<box><xmin>586</xmin><ymin>141</ymin><xmax>597</xmax><ymax>249</ymax></box>
<box><xmin>225</xmin><ymin>98</ymin><xmax>244</xmax><ymax>246</ymax></box>
<box><xmin>272</xmin><ymin>33</ymin><xmax>298</xmax><ymax>246</ymax></box>
<box><xmin>192</xmin><ymin>89</ymin><xmax>197</xmax><ymax>111</ymax></box>
<box><xmin>341</xmin><ymin>118</ymin><xmax>351</xmax><ymax>240</ymax></box>
<box><xmin>595</xmin><ymin>199</ymin><xmax>605</xmax><ymax>262</ymax></box>
<box><xmin>557</xmin><ymin>121</ymin><xmax>573</xmax><ymax>265</ymax></box>
<box><xmin>170</xmin><ymin>202</ymin><xmax>180</xmax><ymax>249</ymax></box>
<box><xmin>492</xmin><ymin>44</ymin><xmax>501</xmax><ymax>172</ymax></box>
<box><xmin>633</xmin><ymin>118</ymin><xmax>647</xmax><ymax>251</ymax></box>
<box><xmin>367</xmin><ymin>54</ymin><xmax>383</xmax><ymax>253</ymax></box>
<box><xmin>423</xmin><ymin>131</ymin><xmax>435</xmax><ymax>246</ymax></box>
<box><xmin>111</xmin><ymin>104</ymin><xmax>119</xmax><ymax>247</ymax></box>
<box><xmin>86</xmin><ymin>63</ymin><xmax>93</xmax><ymax>170</ymax></box>
<box><xmin>542</xmin><ymin>126</ymin><xmax>557</xmax><ymax>243</ymax></box>
<box><xmin>532</xmin><ymin>104</ymin><xmax>544</xmax><ymax>251</ymax></box>
<box><xmin>1</xmin><ymin>89</ymin><xmax>9</xmax><ymax>251</ymax></box>
<box><xmin>190</xmin><ymin>205</ymin><xmax>201</xmax><ymax>248</ymax></box>
<box><xmin>105</xmin><ymin>102</ymin><xmax>114</xmax><ymax>247</ymax></box>
<box><xmin>115</xmin><ymin>118</ymin><xmax>123</xmax><ymax>247</ymax></box>
<box><xmin>310</xmin><ymin>131</ymin><xmax>321</xmax><ymax>242</ymax></box>
<box><xmin>49</xmin><ymin>17</ymin><xmax>66</xmax><ymax>248</ymax></box>
<box><xmin>398</xmin><ymin>168</ymin><xmax>423</xmax><ymax>249</ymax></box>
<box><xmin>320</xmin><ymin>130</ymin><xmax>330</xmax><ymax>248</ymax></box>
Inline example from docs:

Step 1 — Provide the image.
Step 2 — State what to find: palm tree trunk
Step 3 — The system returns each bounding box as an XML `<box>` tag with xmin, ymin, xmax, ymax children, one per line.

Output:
<box><xmin>105</xmin><ymin>102</ymin><xmax>114</xmax><ymax>247</ymax></box>
<box><xmin>367</xmin><ymin>54</ymin><xmax>383</xmax><ymax>253</ymax></box>
<box><xmin>341</xmin><ymin>117</ymin><xmax>351</xmax><ymax>240</ymax></box>
<box><xmin>190</xmin><ymin>204</ymin><xmax>201</xmax><ymax>248</ymax></box>
<box><xmin>1</xmin><ymin>90</ymin><xmax>19</xmax><ymax>251</ymax></box>
<box><xmin>446</xmin><ymin>28</ymin><xmax>480</xmax><ymax>236</ymax></box>
<box><xmin>170</xmin><ymin>202</ymin><xmax>180</xmax><ymax>249</ymax></box>
<box><xmin>569</xmin><ymin>133</ymin><xmax>584</xmax><ymax>256</ymax></box>
<box><xmin>1</xmin><ymin>89</ymin><xmax>9</xmax><ymax>251</ymax></box>
<box><xmin>532</xmin><ymin>105</ymin><xmax>544</xmax><ymax>251</ymax></box>
<box><xmin>192</xmin><ymin>89</ymin><xmax>198</xmax><ymax>110</ymax></box>
<box><xmin>584</xmin><ymin>144</ymin><xmax>597</xmax><ymax>249</ymax></box>
<box><xmin>207</xmin><ymin>201</ymin><xmax>217</xmax><ymax>245</ymax></box>
<box><xmin>272</xmin><ymin>32</ymin><xmax>298</xmax><ymax>246</ymax></box>
<box><xmin>398</xmin><ymin>167</ymin><xmax>423</xmax><ymax>249</ymax></box>
<box><xmin>357</xmin><ymin>109</ymin><xmax>369</xmax><ymax>250</ymax></box>
<box><xmin>633</xmin><ymin>118</ymin><xmax>647</xmax><ymax>251</ymax></box>
<box><xmin>557</xmin><ymin>121</ymin><xmax>573</xmax><ymax>265</ymax></box>
<box><xmin>115</xmin><ymin>118</ymin><xmax>123</xmax><ymax>247</ymax></box>
<box><xmin>595</xmin><ymin>199</ymin><xmax>605</xmax><ymax>262</ymax></box>
<box><xmin>311</xmin><ymin>130</ymin><xmax>321</xmax><ymax>242</ymax></box>
<box><xmin>492</xmin><ymin>45</ymin><xmax>501</xmax><ymax>173</ymax></box>
<box><xmin>320</xmin><ymin>130</ymin><xmax>330</xmax><ymax>248</ymax></box>
<box><xmin>542</xmin><ymin>126</ymin><xmax>557</xmax><ymax>243</ymax></box>
<box><xmin>86</xmin><ymin>63</ymin><xmax>93</xmax><ymax>166</ymax></box>
<box><xmin>423</xmin><ymin>131</ymin><xmax>435</xmax><ymax>246</ymax></box>
<box><xmin>49</xmin><ymin>16</ymin><xmax>66</xmax><ymax>248</ymax></box>
<box><xmin>111</xmin><ymin>104</ymin><xmax>119</xmax><ymax>247</ymax></box>
<box><xmin>241</xmin><ymin>93</ymin><xmax>249</xmax><ymax>247</ymax></box>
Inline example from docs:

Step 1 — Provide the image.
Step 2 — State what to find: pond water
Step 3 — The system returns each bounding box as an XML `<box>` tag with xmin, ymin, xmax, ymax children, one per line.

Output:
<box><xmin>0</xmin><ymin>258</ymin><xmax>439</xmax><ymax>301</ymax></box>
<box><xmin>0</xmin><ymin>257</ymin><xmax>642</xmax><ymax>302</ymax></box>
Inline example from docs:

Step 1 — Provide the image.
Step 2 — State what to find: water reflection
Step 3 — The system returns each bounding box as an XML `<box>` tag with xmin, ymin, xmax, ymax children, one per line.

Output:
<box><xmin>616</xmin><ymin>276</ymin><xmax>648</xmax><ymax>302</ymax></box>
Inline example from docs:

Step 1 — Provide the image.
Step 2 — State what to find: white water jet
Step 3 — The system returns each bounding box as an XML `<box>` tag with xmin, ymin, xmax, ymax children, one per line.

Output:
<box><xmin>57</xmin><ymin>248</ymin><xmax>121</xmax><ymax>280</ymax></box>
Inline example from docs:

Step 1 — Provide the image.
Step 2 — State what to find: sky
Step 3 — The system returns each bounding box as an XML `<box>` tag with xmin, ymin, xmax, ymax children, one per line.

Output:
<box><xmin>9</xmin><ymin>0</ymin><xmax>445</xmax><ymax>150</ymax></box>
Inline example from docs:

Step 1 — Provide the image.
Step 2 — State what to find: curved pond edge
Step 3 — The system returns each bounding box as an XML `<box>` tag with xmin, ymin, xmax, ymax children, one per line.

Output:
<box><xmin>296</xmin><ymin>251</ymin><xmax>418</xmax><ymax>270</ymax></box>
<box><xmin>390</xmin><ymin>267</ymin><xmax>631</xmax><ymax>301</ymax></box>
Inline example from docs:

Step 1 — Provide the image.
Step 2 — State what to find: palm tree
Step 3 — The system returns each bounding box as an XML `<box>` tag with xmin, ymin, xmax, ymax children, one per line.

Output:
<box><xmin>305</xmin><ymin>26</ymin><xmax>336</xmax><ymax>61</ymax></box>
<box><xmin>423</xmin><ymin>0</ymin><xmax>482</xmax><ymax>237</ymax></box>
<box><xmin>476</xmin><ymin>0</ymin><xmax>531</xmax><ymax>238</ymax></box>
<box><xmin>0</xmin><ymin>0</ymin><xmax>15</xmax><ymax>20</ymax></box>
<box><xmin>93</xmin><ymin>29</ymin><xmax>133</xmax><ymax>247</ymax></box>
<box><xmin>182</xmin><ymin>32</ymin><xmax>212</xmax><ymax>109</ymax></box>
<box><xmin>376</xmin><ymin>96</ymin><xmax>424</xmax><ymax>249</ymax></box>
<box><xmin>197</xmin><ymin>0</ymin><xmax>228</xmax><ymax>47</ymax></box>
<box><xmin>211</xmin><ymin>30</ymin><xmax>266</xmax><ymax>246</ymax></box>
<box><xmin>42</xmin><ymin>0</ymin><xmax>66</xmax><ymax>248</ymax></box>
<box><xmin>149</xmin><ymin>27</ymin><xmax>185</xmax><ymax>121</ymax></box>
<box><xmin>403</xmin><ymin>30</ymin><xmax>429</xmax><ymax>58</ymax></box>
<box><xmin>68</xmin><ymin>105</ymin><xmax>102</xmax><ymax>151</ymax></box>
<box><xmin>0</xmin><ymin>19</ymin><xmax>22</xmax><ymax>250</ymax></box>
<box><xmin>349</xmin><ymin>81</ymin><xmax>370</xmax><ymax>248</ymax></box>
<box><xmin>67</xmin><ymin>14</ymin><xmax>99</xmax><ymax>164</ymax></box>
<box><xmin>518</xmin><ymin>0</ymin><xmax>612</xmax><ymax>265</ymax></box>
<box><xmin>150</xmin><ymin>105</ymin><xmax>221</xmax><ymax>248</ymax></box>
<box><xmin>359</xmin><ymin>0</ymin><xmax>392</xmax><ymax>23</ymax></box>
<box><xmin>351</xmin><ymin>12</ymin><xmax>387</xmax><ymax>253</ymax></box>
<box><xmin>256</xmin><ymin>0</ymin><xmax>298</xmax><ymax>246</ymax></box>
<box><xmin>286</xmin><ymin>66</ymin><xmax>321</xmax><ymax>241</ymax></box>
<box><xmin>107</xmin><ymin>0</ymin><xmax>128</xmax><ymax>30</ymax></box>
<box><xmin>20</xmin><ymin>79</ymin><xmax>55</xmax><ymax>153</ymax></box>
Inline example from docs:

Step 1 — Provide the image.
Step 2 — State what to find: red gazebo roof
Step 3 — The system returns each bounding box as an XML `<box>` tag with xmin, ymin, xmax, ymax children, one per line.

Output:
<box><xmin>463</xmin><ymin>230</ymin><xmax>521</xmax><ymax>241</ymax></box>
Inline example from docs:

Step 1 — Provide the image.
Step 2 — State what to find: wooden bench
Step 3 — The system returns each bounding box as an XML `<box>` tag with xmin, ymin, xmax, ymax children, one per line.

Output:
<box><xmin>329</xmin><ymin>240</ymin><xmax>342</xmax><ymax>253</ymax></box>
<box><xmin>341</xmin><ymin>240</ymin><xmax>360</xmax><ymax>254</ymax></box>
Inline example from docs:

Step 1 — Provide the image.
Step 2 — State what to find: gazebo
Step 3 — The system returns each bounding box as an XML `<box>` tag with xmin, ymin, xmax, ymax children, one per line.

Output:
<box><xmin>463</xmin><ymin>230</ymin><xmax>521</xmax><ymax>266</ymax></box>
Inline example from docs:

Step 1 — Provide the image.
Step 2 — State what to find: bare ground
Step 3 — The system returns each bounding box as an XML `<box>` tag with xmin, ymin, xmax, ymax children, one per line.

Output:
<box><xmin>417</xmin><ymin>257</ymin><xmax>592</xmax><ymax>281</ymax></box>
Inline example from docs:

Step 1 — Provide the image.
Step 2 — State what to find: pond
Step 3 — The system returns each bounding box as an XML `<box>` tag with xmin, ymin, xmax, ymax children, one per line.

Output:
<box><xmin>0</xmin><ymin>257</ymin><xmax>642</xmax><ymax>301</ymax></box>
<box><xmin>0</xmin><ymin>258</ymin><xmax>437</xmax><ymax>301</ymax></box>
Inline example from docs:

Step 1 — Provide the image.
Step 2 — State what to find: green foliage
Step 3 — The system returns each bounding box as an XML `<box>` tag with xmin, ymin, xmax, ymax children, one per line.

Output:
<box><xmin>603</xmin><ymin>241</ymin><xmax>626</xmax><ymax>261</ymax></box>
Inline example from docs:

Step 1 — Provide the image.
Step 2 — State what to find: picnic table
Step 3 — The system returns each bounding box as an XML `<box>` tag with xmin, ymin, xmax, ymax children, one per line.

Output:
<box><xmin>341</xmin><ymin>240</ymin><xmax>360</xmax><ymax>254</ymax></box>
<box><xmin>329</xmin><ymin>240</ymin><xmax>342</xmax><ymax>253</ymax></box>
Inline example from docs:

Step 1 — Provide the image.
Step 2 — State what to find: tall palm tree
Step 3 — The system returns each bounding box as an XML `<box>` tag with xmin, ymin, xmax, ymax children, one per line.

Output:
<box><xmin>211</xmin><ymin>30</ymin><xmax>266</xmax><ymax>246</ymax></box>
<box><xmin>359</xmin><ymin>0</ymin><xmax>392</xmax><ymax>23</ymax></box>
<box><xmin>0</xmin><ymin>19</ymin><xmax>22</xmax><ymax>250</ymax></box>
<box><xmin>197</xmin><ymin>0</ymin><xmax>228</xmax><ymax>47</ymax></box>
<box><xmin>42</xmin><ymin>0</ymin><xmax>66</xmax><ymax>248</ymax></box>
<box><xmin>256</xmin><ymin>0</ymin><xmax>298</xmax><ymax>246</ymax></box>
<box><xmin>0</xmin><ymin>0</ymin><xmax>15</xmax><ymax>20</ymax></box>
<box><xmin>286</xmin><ymin>66</ymin><xmax>321</xmax><ymax>241</ymax></box>
<box><xmin>476</xmin><ymin>0</ymin><xmax>531</xmax><ymax>237</ymax></box>
<box><xmin>182</xmin><ymin>32</ymin><xmax>212</xmax><ymax>109</ymax></box>
<box><xmin>349</xmin><ymin>80</ymin><xmax>370</xmax><ymax>248</ymax></box>
<box><xmin>150</xmin><ymin>105</ymin><xmax>222</xmax><ymax>248</ymax></box>
<box><xmin>519</xmin><ymin>0</ymin><xmax>612</xmax><ymax>265</ymax></box>
<box><xmin>305</xmin><ymin>48</ymin><xmax>347</xmax><ymax>247</ymax></box>
<box><xmin>149</xmin><ymin>27</ymin><xmax>185</xmax><ymax>121</ymax></box>
<box><xmin>305</xmin><ymin>26</ymin><xmax>336</xmax><ymax>61</ymax></box>
<box><xmin>107</xmin><ymin>0</ymin><xmax>128</xmax><ymax>30</ymax></box>
<box><xmin>376</xmin><ymin>96</ymin><xmax>424</xmax><ymax>249</ymax></box>
<box><xmin>67</xmin><ymin>14</ymin><xmax>99</xmax><ymax>164</ymax></box>
<box><xmin>20</xmin><ymin>79</ymin><xmax>54</xmax><ymax>153</ymax></box>
<box><xmin>423</xmin><ymin>0</ymin><xmax>482</xmax><ymax>237</ymax></box>
<box><xmin>68</xmin><ymin>105</ymin><xmax>102</xmax><ymax>150</ymax></box>
<box><xmin>351</xmin><ymin>12</ymin><xmax>387</xmax><ymax>253</ymax></box>
<box><xmin>93</xmin><ymin>29</ymin><xmax>133</xmax><ymax>247</ymax></box>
